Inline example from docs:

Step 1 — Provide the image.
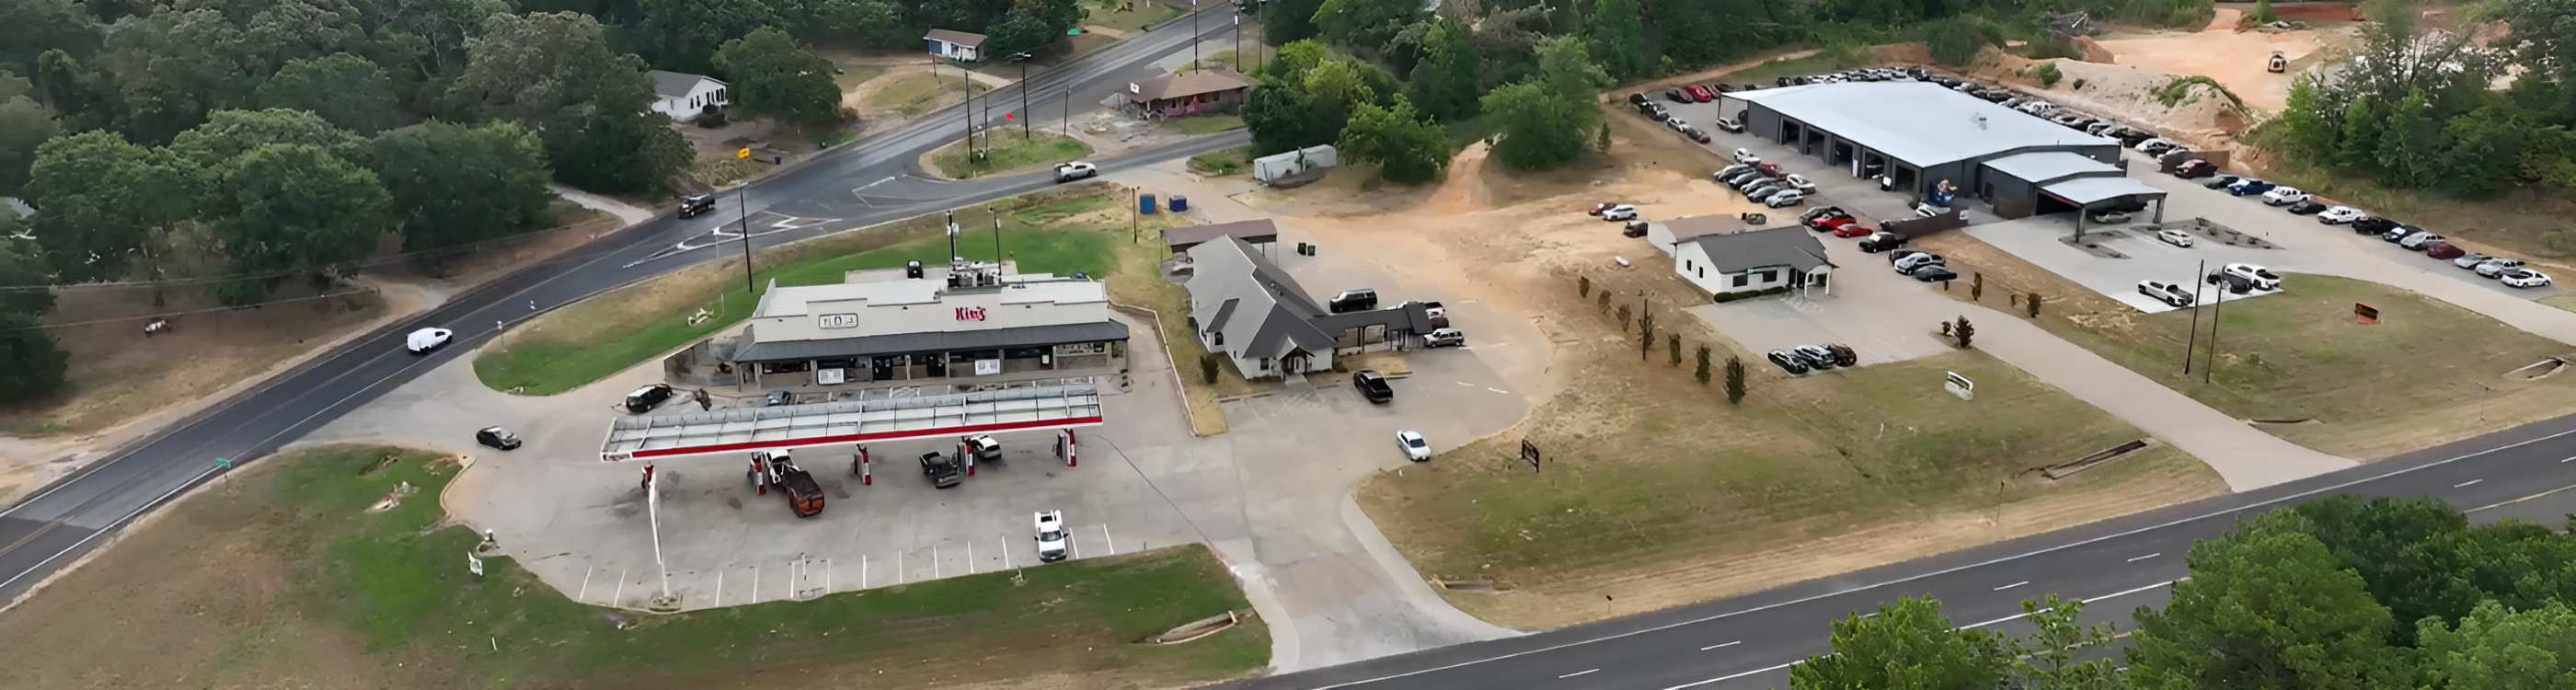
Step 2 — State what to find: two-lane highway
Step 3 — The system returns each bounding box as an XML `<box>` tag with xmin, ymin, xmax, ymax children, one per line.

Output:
<box><xmin>0</xmin><ymin>9</ymin><xmax>1248</xmax><ymax>602</ymax></box>
<box><xmin>1220</xmin><ymin>412</ymin><xmax>2576</xmax><ymax>689</ymax></box>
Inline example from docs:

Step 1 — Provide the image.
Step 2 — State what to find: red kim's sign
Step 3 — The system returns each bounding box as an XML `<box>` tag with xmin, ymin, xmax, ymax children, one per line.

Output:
<box><xmin>955</xmin><ymin>306</ymin><xmax>988</xmax><ymax>322</ymax></box>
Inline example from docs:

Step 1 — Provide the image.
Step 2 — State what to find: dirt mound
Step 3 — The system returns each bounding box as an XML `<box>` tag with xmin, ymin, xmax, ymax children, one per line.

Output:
<box><xmin>1956</xmin><ymin>49</ymin><xmax>2254</xmax><ymax>154</ymax></box>
<box><xmin>1873</xmin><ymin>41</ymin><xmax>1934</xmax><ymax>65</ymax></box>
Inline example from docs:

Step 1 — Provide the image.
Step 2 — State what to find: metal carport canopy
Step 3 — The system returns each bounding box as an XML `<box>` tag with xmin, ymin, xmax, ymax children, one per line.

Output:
<box><xmin>598</xmin><ymin>383</ymin><xmax>1104</xmax><ymax>461</ymax></box>
<box><xmin>2041</xmin><ymin>177</ymin><xmax>2168</xmax><ymax>206</ymax></box>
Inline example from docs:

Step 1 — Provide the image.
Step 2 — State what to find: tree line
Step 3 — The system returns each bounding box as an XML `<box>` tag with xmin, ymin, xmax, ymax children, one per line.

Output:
<box><xmin>2264</xmin><ymin>0</ymin><xmax>2576</xmax><ymax>199</ymax></box>
<box><xmin>1796</xmin><ymin>494</ymin><xmax>2576</xmax><ymax>689</ymax></box>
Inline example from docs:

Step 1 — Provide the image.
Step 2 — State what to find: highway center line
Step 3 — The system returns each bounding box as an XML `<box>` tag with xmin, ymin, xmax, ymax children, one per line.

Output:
<box><xmin>1455</xmin><ymin>381</ymin><xmax>1476</xmax><ymax>387</ymax></box>
<box><xmin>1558</xmin><ymin>669</ymin><xmax>1599</xmax><ymax>678</ymax></box>
<box><xmin>2456</xmin><ymin>479</ymin><xmax>2484</xmax><ymax>488</ymax></box>
<box><xmin>1305</xmin><ymin>423</ymin><xmax>2576</xmax><ymax>690</ymax></box>
<box><xmin>1659</xmin><ymin>661</ymin><xmax>1802</xmax><ymax>690</ymax></box>
<box><xmin>1993</xmin><ymin>581</ymin><xmax>2029</xmax><ymax>591</ymax></box>
<box><xmin>1701</xmin><ymin>641</ymin><xmax>1742</xmax><ymax>650</ymax></box>
<box><xmin>2467</xmin><ymin>482</ymin><xmax>2576</xmax><ymax>512</ymax></box>
<box><xmin>2126</xmin><ymin>553</ymin><xmax>2160</xmax><ymax>562</ymax></box>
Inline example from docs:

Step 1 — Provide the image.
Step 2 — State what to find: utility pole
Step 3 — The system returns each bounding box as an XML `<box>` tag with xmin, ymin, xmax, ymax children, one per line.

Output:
<box><xmin>1064</xmin><ymin>88</ymin><xmax>1071</xmax><ymax>137</ymax></box>
<box><xmin>955</xmin><ymin>58</ymin><xmax>972</xmax><ymax>163</ymax></box>
<box><xmin>738</xmin><ymin>190</ymin><xmax>754</xmax><ymax>293</ymax></box>
<box><xmin>1131</xmin><ymin>187</ymin><xmax>1140</xmax><ymax>245</ymax></box>
<box><xmin>1192</xmin><ymin>0</ymin><xmax>1202</xmax><ymax>72</ymax></box>
<box><xmin>1014</xmin><ymin>52</ymin><xmax>1034</xmax><ymax>138</ymax></box>
<box><xmin>2183</xmin><ymin>259</ymin><xmax>2204</xmax><ymax>375</ymax></box>
<box><xmin>1235</xmin><ymin>15</ymin><xmax>1243</xmax><ymax>73</ymax></box>
<box><xmin>1637</xmin><ymin>293</ymin><xmax>1652</xmax><ymax>362</ymax></box>
<box><xmin>2202</xmin><ymin>287</ymin><xmax>2225</xmax><ymax>384</ymax></box>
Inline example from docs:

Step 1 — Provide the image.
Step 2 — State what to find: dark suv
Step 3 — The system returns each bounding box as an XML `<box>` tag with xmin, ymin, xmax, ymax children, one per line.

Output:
<box><xmin>677</xmin><ymin>194</ymin><xmax>716</xmax><ymax>219</ymax></box>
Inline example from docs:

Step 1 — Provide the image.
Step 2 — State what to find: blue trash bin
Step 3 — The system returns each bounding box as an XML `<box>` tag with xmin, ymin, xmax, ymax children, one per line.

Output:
<box><xmin>1140</xmin><ymin>194</ymin><xmax>1158</xmax><ymax>213</ymax></box>
<box><xmin>1169</xmin><ymin>195</ymin><xmax>1189</xmax><ymax>212</ymax></box>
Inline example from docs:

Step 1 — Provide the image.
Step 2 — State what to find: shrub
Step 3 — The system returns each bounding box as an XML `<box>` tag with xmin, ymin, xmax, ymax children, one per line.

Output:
<box><xmin>1200</xmin><ymin>352</ymin><xmax>1220</xmax><ymax>384</ymax></box>
<box><xmin>1696</xmin><ymin>346</ymin><xmax>1712</xmax><ymax>385</ymax></box>
<box><xmin>1712</xmin><ymin>286</ymin><xmax>1792</xmax><ymax>303</ymax></box>
<box><xmin>2032</xmin><ymin>62</ymin><xmax>2064</xmax><ymax>87</ymax></box>
<box><xmin>1580</xmin><ymin>275</ymin><xmax>1592</xmax><ymax>297</ymax></box>
<box><xmin>1953</xmin><ymin>316</ymin><xmax>1976</xmax><ymax>349</ymax></box>
<box><xmin>1723</xmin><ymin>356</ymin><xmax>1746</xmax><ymax>404</ymax></box>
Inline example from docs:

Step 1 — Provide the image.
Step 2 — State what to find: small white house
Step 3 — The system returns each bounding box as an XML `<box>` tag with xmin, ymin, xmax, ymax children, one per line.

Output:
<box><xmin>650</xmin><ymin>71</ymin><xmax>730</xmax><ymax>120</ymax></box>
<box><xmin>926</xmin><ymin>29</ymin><xmax>988</xmax><ymax>62</ymax></box>
<box><xmin>1674</xmin><ymin>225</ymin><xmax>1834</xmax><ymax>299</ymax></box>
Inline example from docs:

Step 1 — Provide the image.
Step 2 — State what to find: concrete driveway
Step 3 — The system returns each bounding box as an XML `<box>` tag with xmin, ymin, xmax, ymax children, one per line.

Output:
<box><xmin>1968</xmin><ymin>216</ymin><xmax>2285</xmax><ymax>314</ymax></box>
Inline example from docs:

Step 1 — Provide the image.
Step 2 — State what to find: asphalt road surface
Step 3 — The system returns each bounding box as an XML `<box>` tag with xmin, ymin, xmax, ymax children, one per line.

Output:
<box><xmin>0</xmin><ymin>9</ymin><xmax>1248</xmax><ymax>601</ymax></box>
<box><xmin>1219</xmin><ymin>412</ymin><xmax>2576</xmax><ymax>690</ymax></box>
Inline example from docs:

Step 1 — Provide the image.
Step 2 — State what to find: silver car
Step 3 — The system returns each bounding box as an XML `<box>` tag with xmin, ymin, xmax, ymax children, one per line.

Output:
<box><xmin>1396</xmin><ymin>430</ymin><xmax>1432</xmax><ymax>462</ymax></box>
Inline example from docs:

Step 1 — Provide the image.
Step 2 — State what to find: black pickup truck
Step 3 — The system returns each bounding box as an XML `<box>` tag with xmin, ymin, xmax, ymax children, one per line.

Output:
<box><xmin>1353</xmin><ymin>370</ymin><xmax>1394</xmax><ymax>404</ymax></box>
<box><xmin>921</xmin><ymin>451</ymin><xmax>963</xmax><ymax>489</ymax></box>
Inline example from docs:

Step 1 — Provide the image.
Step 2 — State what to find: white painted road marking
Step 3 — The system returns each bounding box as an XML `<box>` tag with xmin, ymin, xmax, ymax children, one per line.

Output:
<box><xmin>1560</xmin><ymin>669</ymin><xmax>1599</xmax><ymax>678</ymax></box>
<box><xmin>1701</xmin><ymin>641</ymin><xmax>1741</xmax><ymax>650</ymax></box>
<box><xmin>2457</xmin><ymin>479</ymin><xmax>2484</xmax><ymax>488</ymax></box>
<box><xmin>1993</xmin><ymin>581</ymin><xmax>2029</xmax><ymax>591</ymax></box>
<box><xmin>2127</xmin><ymin>553</ymin><xmax>2160</xmax><ymax>562</ymax></box>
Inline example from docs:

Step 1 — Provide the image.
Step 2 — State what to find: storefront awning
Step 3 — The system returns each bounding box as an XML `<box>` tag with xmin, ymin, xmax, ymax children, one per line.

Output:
<box><xmin>732</xmin><ymin>320</ymin><xmax>1129</xmax><ymax>363</ymax></box>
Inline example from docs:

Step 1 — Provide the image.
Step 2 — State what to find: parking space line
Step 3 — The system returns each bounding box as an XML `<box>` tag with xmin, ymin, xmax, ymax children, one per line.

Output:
<box><xmin>1102</xmin><ymin>523</ymin><xmax>1115</xmax><ymax>555</ymax></box>
<box><xmin>577</xmin><ymin>565</ymin><xmax>594</xmax><ymax>604</ymax></box>
<box><xmin>715</xmin><ymin>570</ymin><xmax>724</xmax><ymax>607</ymax></box>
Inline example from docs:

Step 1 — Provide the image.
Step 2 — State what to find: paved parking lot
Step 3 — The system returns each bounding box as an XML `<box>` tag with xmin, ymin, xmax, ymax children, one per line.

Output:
<box><xmin>1967</xmin><ymin>215</ymin><xmax>2284</xmax><ymax>315</ymax></box>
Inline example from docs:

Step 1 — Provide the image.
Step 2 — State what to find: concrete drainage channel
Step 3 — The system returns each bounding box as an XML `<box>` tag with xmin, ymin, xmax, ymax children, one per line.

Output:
<box><xmin>2040</xmin><ymin>438</ymin><xmax>2157</xmax><ymax>480</ymax></box>
<box><xmin>2510</xmin><ymin>357</ymin><xmax>2569</xmax><ymax>380</ymax></box>
<box><xmin>1437</xmin><ymin>579</ymin><xmax>1514</xmax><ymax>592</ymax></box>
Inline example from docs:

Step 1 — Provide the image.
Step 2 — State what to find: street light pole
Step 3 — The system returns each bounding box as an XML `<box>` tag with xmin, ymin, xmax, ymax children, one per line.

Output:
<box><xmin>2183</xmin><ymin>259</ymin><xmax>2204</xmax><ymax>375</ymax></box>
<box><xmin>1193</xmin><ymin>0</ymin><xmax>1202</xmax><ymax>72</ymax></box>
<box><xmin>738</xmin><ymin>190</ymin><xmax>754</xmax><ymax>293</ymax></box>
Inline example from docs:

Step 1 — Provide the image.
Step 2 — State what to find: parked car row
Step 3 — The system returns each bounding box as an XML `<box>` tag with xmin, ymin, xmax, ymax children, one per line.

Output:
<box><xmin>1777</xmin><ymin>66</ymin><xmax>1928</xmax><ymax>86</ymax></box>
<box><xmin>1887</xmin><ymin>249</ymin><xmax>1958</xmax><ymax>282</ymax></box>
<box><xmin>2205</xmin><ymin>262</ymin><xmax>2283</xmax><ymax>294</ymax></box>
<box><xmin>1765</xmin><ymin>342</ymin><xmax>1858</xmax><ymax>374</ymax></box>
<box><xmin>1714</xmin><ymin>162</ymin><xmax>1808</xmax><ymax>208</ymax></box>
<box><xmin>2189</xmin><ymin>167</ymin><xmax>2558</xmax><ymax>289</ymax></box>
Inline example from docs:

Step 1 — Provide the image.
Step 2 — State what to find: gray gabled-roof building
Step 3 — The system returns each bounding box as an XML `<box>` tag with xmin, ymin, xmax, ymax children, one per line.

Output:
<box><xmin>1185</xmin><ymin>236</ymin><xmax>1335</xmax><ymax>378</ymax></box>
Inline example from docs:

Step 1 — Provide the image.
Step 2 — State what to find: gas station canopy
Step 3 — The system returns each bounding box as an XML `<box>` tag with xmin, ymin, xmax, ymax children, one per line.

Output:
<box><xmin>601</xmin><ymin>383</ymin><xmax>1103</xmax><ymax>461</ymax></box>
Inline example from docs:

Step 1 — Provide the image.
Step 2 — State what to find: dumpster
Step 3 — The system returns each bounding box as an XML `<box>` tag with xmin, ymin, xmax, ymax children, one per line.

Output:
<box><xmin>1169</xmin><ymin>195</ymin><xmax>1189</xmax><ymax>212</ymax></box>
<box><xmin>1140</xmin><ymin>194</ymin><xmax>1157</xmax><ymax>213</ymax></box>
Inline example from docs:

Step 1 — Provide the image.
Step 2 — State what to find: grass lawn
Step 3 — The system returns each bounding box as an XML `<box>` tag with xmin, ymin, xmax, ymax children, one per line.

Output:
<box><xmin>1162</xmin><ymin>114</ymin><xmax>1246</xmax><ymax>135</ymax></box>
<box><xmin>831</xmin><ymin>63</ymin><xmax>891</xmax><ymax>91</ymax></box>
<box><xmin>473</xmin><ymin>189</ymin><xmax>1123</xmax><ymax>395</ymax></box>
<box><xmin>0</xmin><ymin>444</ymin><xmax>1266</xmax><ymax>689</ymax></box>
<box><xmin>1190</xmin><ymin>145</ymin><xmax>1253</xmax><ymax>176</ymax></box>
<box><xmin>1087</xmin><ymin>0</ymin><xmax>1188</xmax><ymax>33</ymax></box>
<box><xmin>1360</xmin><ymin>344</ymin><xmax>2223</xmax><ymax>628</ymax></box>
<box><xmin>930</xmin><ymin>129</ymin><xmax>1096</xmax><ymax>179</ymax></box>
<box><xmin>865</xmin><ymin>70</ymin><xmax>990</xmax><ymax>117</ymax></box>
<box><xmin>2034</xmin><ymin>273</ymin><xmax>2575</xmax><ymax>457</ymax></box>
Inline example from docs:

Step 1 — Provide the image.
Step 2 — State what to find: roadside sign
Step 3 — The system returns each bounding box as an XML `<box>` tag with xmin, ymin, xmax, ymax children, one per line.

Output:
<box><xmin>1521</xmin><ymin>440</ymin><xmax>1541</xmax><ymax>472</ymax></box>
<box><xmin>1944</xmin><ymin>372</ymin><xmax>1974</xmax><ymax>401</ymax></box>
<box><xmin>2355</xmin><ymin>302</ymin><xmax>2379</xmax><ymax>324</ymax></box>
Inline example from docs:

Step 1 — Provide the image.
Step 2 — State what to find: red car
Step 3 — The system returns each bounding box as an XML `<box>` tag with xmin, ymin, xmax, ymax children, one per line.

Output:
<box><xmin>1687</xmin><ymin>85</ymin><xmax>1718</xmax><ymax>102</ymax></box>
<box><xmin>1758</xmin><ymin>161</ymin><xmax>1783</xmax><ymax>178</ymax></box>
<box><xmin>1588</xmin><ymin>201</ymin><xmax>1619</xmax><ymax>215</ymax></box>
<box><xmin>1833</xmin><ymin>223</ymin><xmax>1877</xmax><ymax>237</ymax></box>
<box><xmin>2423</xmin><ymin>241</ymin><xmax>2465</xmax><ymax>259</ymax></box>
<box><xmin>1804</xmin><ymin>214</ymin><xmax>1856</xmax><ymax>232</ymax></box>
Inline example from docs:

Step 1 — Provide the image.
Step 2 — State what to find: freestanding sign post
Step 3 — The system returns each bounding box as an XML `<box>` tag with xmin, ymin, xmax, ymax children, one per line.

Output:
<box><xmin>1521</xmin><ymin>440</ymin><xmax>1542</xmax><ymax>472</ymax></box>
<box><xmin>1945</xmin><ymin>372</ymin><xmax>1975</xmax><ymax>401</ymax></box>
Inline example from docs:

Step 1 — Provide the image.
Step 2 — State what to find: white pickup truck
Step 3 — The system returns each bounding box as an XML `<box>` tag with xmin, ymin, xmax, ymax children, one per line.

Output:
<box><xmin>1034</xmin><ymin>510</ymin><xmax>1069</xmax><ymax>562</ymax></box>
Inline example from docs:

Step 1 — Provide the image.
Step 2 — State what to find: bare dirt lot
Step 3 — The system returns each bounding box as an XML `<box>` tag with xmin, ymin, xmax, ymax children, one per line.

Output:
<box><xmin>2097</xmin><ymin>24</ymin><xmax>2349</xmax><ymax>113</ymax></box>
<box><xmin>1250</xmin><ymin>114</ymin><xmax>2227</xmax><ymax>629</ymax></box>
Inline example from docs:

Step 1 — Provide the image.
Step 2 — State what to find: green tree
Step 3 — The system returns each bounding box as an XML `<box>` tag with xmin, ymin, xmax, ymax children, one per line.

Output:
<box><xmin>2442</xmin><ymin>106</ymin><xmax>2524</xmax><ymax>198</ymax></box>
<box><xmin>0</xmin><ymin>311</ymin><xmax>70</xmax><ymax>402</ymax></box>
<box><xmin>23</xmin><ymin>131</ymin><xmax>195</xmax><ymax>282</ymax></box>
<box><xmin>2006</xmin><ymin>595</ymin><xmax>2124</xmax><ymax>689</ymax></box>
<box><xmin>1792</xmin><ymin>595</ymin><xmax>2009</xmax><ymax>689</ymax></box>
<box><xmin>2377</xmin><ymin>87</ymin><xmax>2439</xmax><ymax>188</ymax></box>
<box><xmin>2126</xmin><ymin>511</ymin><xmax>2401</xmax><ymax>690</ymax></box>
<box><xmin>555</xmin><ymin>105</ymin><xmax>694</xmax><ymax>194</ymax></box>
<box><xmin>1589</xmin><ymin>0</ymin><xmax>1649</xmax><ymax>82</ymax></box>
<box><xmin>0</xmin><ymin>75</ymin><xmax>63</xmax><ymax>198</ymax></box>
<box><xmin>2335</xmin><ymin>95</ymin><xmax>2383</xmax><ymax>171</ymax></box>
<box><xmin>1696</xmin><ymin>346</ymin><xmax>1712</xmax><ymax>386</ymax></box>
<box><xmin>257</xmin><ymin>52</ymin><xmax>402</xmax><ymax>133</ymax></box>
<box><xmin>1926</xmin><ymin>16</ymin><xmax>1988</xmax><ymax>67</ymax></box>
<box><xmin>1312</xmin><ymin>0</ymin><xmax>1424</xmax><ymax>52</ymax></box>
<box><xmin>1264</xmin><ymin>0</ymin><xmax>1328</xmax><ymax>45</ymax></box>
<box><xmin>714</xmin><ymin>27</ymin><xmax>845</xmax><ymax>126</ymax></box>
<box><xmin>0</xmin><ymin>0</ymin><xmax>100</xmax><ymax>70</ymax></box>
<box><xmin>167</xmin><ymin>109</ymin><xmax>373</xmax><ymax>171</ymax></box>
<box><xmin>2253</xmin><ymin>0</ymin><xmax>2277</xmax><ymax>23</ymax></box>
<box><xmin>2272</xmin><ymin>75</ymin><xmax>2338</xmax><ymax>157</ymax></box>
<box><xmin>0</xmin><ymin>223</ymin><xmax>52</xmax><ymax>315</ymax></box>
<box><xmin>2417</xmin><ymin>601</ymin><xmax>2576</xmax><ymax>690</ymax></box>
<box><xmin>374</xmin><ymin>120</ymin><xmax>555</xmax><ymax>251</ymax></box>
<box><xmin>630</xmin><ymin>0</ymin><xmax>788</xmax><ymax>74</ymax></box>
<box><xmin>1724</xmin><ymin>355</ymin><xmax>1745</xmax><ymax>403</ymax></box>
<box><xmin>204</xmin><ymin>144</ymin><xmax>390</xmax><ymax>296</ymax></box>
<box><xmin>1337</xmin><ymin>96</ymin><xmax>1448</xmax><ymax>184</ymax></box>
<box><xmin>1407</xmin><ymin>20</ymin><xmax>1480</xmax><ymax>122</ymax></box>
<box><xmin>1481</xmin><ymin>36</ymin><xmax>1607</xmax><ymax>171</ymax></box>
<box><xmin>462</xmin><ymin>11</ymin><xmax>684</xmax><ymax>192</ymax></box>
<box><xmin>1242</xmin><ymin>75</ymin><xmax>1337</xmax><ymax>155</ymax></box>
